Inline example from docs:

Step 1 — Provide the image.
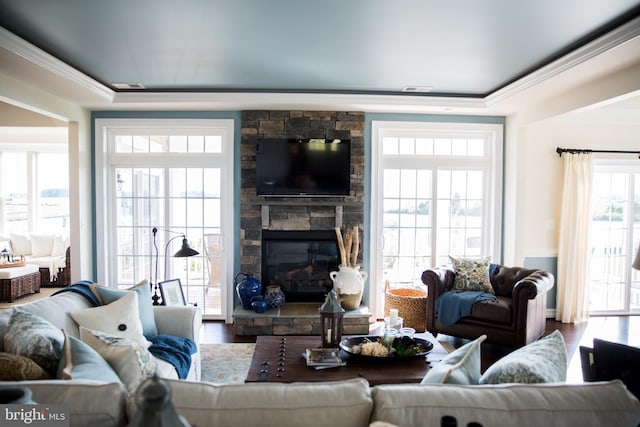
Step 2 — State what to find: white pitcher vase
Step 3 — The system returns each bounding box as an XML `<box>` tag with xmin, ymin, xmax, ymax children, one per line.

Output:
<box><xmin>329</xmin><ymin>265</ymin><xmax>368</xmax><ymax>310</ymax></box>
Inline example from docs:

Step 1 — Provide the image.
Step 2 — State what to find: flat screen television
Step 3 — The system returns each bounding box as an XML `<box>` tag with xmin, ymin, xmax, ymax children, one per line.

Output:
<box><xmin>256</xmin><ymin>138</ymin><xmax>351</xmax><ymax>197</ymax></box>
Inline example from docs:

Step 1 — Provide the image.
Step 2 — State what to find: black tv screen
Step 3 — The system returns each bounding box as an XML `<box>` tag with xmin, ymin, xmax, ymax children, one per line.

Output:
<box><xmin>256</xmin><ymin>138</ymin><xmax>351</xmax><ymax>196</ymax></box>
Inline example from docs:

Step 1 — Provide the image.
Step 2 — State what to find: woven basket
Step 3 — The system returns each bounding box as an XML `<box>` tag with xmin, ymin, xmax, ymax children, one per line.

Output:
<box><xmin>384</xmin><ymin>281</ymin><xmax>428</xmax><ymax>332</ymax></box>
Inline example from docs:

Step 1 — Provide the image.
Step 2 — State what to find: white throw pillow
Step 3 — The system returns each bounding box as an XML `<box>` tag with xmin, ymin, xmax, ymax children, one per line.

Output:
<box><xmin>90</xmin><ymin>280</ymin><xmax>158</xmax><ymax>336</ymax></box>
<box><xmin>71</xmin><ymin>292</ymin><xmax>150</xmax><ymax>348</ymax></box>
<box><xmin>79</xmin><ymin>327</ymin><xmax>156</xmax><ymax>392</ymax></box>
<box><xmin>10</xmin><ymin>233</ymin><xmax>31</xmax><ymax>256</ymax></box>
<box><xmin>30</xmin><ymin>234</ymin><xmax>56</xmax><ymax>257</ymax></box>
<box><xmin>51</xmin><ymin>234</ymin><xmax>68</xmax><ymax>257</ymax></box>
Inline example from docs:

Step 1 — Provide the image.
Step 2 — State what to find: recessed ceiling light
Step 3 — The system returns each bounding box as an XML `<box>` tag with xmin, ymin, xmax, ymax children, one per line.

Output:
<box><xmin>402</xmin><ymin>86</ymin><xmax>433</xmax><ymax>93</ymax></box>
<box><xmin>112</xmin><ymin>83</ymin><xmax>146</xmax><ymax>90</ymax></box>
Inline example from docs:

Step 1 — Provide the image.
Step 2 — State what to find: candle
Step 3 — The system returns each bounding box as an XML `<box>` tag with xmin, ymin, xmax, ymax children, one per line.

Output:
<box><xmin>326</xmin><ymin>328</ymin><xmax>332</xmax><ymax>343</ymax></box>
<box><xmin>390</xmin><ymin>309</ymin><xmax>398</xmax><ymax>325</ymax></box>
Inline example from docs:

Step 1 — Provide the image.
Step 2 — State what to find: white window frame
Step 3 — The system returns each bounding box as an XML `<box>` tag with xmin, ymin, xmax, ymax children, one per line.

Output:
<box><xmin>369</xmin><ymin>120</ymin><xmax>503</xmax><ymax>317</ymax></box>
<box><xmin>94</xmin><ymin>118</ymin><xmax>235</xmax><ymax>320</ymax></box>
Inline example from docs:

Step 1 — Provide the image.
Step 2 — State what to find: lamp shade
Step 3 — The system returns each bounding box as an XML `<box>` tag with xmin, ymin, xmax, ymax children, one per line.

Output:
<box><xmin>633</xmin><ymin>245</ymin><xmax>640</xmax><ymax>270</ymax></box>
<box><xmin>174</xmin><ymin>238</ymin><xmax>199</xmax><ymax>257</ymax></box>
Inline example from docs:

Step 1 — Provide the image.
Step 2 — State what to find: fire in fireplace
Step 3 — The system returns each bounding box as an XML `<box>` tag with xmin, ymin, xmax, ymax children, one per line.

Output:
<box><xmin>261</xmin><ymin>230</ymin><xmax>339</xmax><ymax>303</ymax></box>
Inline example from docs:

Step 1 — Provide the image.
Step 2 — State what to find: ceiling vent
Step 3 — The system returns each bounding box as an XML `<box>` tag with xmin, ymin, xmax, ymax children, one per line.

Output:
<box><xmin>402</xmin><ymin>86</ymin><xmax>433</xmax><ymax>93</ymax></box>
<box><xmin>112</xmin><ymin>83</ymin><xmax>146</xmax><ymax>90</ymax></box>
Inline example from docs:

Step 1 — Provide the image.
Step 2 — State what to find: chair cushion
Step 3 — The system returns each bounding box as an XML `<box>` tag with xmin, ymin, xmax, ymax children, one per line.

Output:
<box><xmin>469</xmin><ymin>296</ymin><xmax>512</xmax><ymax>324</ymax></box>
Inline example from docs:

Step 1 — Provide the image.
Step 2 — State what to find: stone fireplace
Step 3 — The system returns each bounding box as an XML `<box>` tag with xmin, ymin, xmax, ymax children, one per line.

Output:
<box><xmin>233</xmin><ymin>110</ymin><xmax>370</xmax><ymax>335</ymax></box>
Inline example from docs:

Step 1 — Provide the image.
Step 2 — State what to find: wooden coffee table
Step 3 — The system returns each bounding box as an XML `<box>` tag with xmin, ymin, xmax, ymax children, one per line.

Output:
<box><xmin>245</xmin><ymin>333</ymin><xmax>449</xmax><ymax>386</ymax></box>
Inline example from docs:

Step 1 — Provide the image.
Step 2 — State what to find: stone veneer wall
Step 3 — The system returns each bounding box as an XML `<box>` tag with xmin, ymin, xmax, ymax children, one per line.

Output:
<box><xmin>240</xmin><ymin>110</ymin><xmax>365</xmax><ymax>280</ymax></box>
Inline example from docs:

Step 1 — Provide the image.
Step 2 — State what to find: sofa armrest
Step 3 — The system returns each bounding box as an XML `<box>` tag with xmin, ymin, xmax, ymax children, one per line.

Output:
<box><xmin>153</xmin><ymin>305</ymin><xmax>202</xmax><ymax>344</ymax></box>
<box><xmin>421</xmin><ymin>267</ymin><xmax>455</xmax><ymax>329</ymax></box>
<box><xmin>421</xmin><ymin>267</ymin><xmax>455</xmax><ymax>299</ymax></box>
<box><xmin>510</xmin><ymin>270</ymin><xmax>554</xmax><ymax>315</ymax></box>
<box><xmin>512</xmin><ymin>270</ymin><xmax>554</xmax><ymax>302</ymax></box>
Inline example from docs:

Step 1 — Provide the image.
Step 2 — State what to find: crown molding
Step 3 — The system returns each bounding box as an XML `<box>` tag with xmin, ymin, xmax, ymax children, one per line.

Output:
<box><xmin>111</xmin><ymin>91</ymin><xmax>488</xmax><ymax>113</ymax></box>
<box><xmin>486</xmin><ymin>16</ymin><xmax>640</xmax><ymax>107</ymax></box>
<box><xmin>0</xmin><ymin>26</ymin><xmax>114</xmax><ymax>101</ymax></box>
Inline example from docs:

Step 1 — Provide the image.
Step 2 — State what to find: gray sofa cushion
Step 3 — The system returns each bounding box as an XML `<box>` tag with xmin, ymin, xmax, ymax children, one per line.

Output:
<box><xmin>0</xmin><ymin>380</ymin><xmax>128</xmax><ymax>427</ymax></box>
<box><xmin>371</xmin><ymin>380</ymin><xmax>640</xmax><ymax>427</ymax></box>
<box><xmin>133</xmin><ymin>378</ymin><xmax>373</xmax><ymax>427</ymax></box>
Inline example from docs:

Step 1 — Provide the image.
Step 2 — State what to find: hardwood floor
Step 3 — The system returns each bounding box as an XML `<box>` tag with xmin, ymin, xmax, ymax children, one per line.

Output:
<box><xmin>200</xmin><ymin>315</ymin><xmax>639</xmax><ymax>383</ymax></box>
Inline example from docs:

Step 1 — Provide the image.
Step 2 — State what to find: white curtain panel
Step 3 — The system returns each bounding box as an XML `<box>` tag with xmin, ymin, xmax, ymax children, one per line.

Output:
<box><xmin>556</xmin><ymin>153</ymin><xmax>593</xmax><ymax>323</ymax></box>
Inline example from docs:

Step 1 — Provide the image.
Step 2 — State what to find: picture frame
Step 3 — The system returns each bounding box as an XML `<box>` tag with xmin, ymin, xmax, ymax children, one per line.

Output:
<box><xmin>158</xmin><ymin>278</ymin><xmax>186</xmax><ymax>306</ymax></box>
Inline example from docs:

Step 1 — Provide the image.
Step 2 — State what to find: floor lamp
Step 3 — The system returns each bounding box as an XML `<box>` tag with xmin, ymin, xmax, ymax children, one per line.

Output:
<box><xmin>151</xmin><ymin>227</ymin><xmax>200</xmax><ymax>305</ymax></box>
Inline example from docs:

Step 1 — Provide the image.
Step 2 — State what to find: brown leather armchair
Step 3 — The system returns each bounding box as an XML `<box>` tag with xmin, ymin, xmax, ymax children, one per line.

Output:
<box><xmin>421</xmin><ymin>264</ymin><xmax>554</xmax><ymax>347</ymax></box>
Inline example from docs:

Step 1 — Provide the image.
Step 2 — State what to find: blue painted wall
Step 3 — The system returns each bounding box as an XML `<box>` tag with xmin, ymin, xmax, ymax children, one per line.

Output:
<box><xmin>523</xmin><ymin>256</ymin><xmax>558</xmax><ymax>309</ymax></box>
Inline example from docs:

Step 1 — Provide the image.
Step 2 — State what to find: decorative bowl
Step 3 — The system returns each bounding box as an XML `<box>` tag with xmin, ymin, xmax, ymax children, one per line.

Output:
<box><xmin>339</xmin><ymin>335</ymin><xmax>433</xmax><ymax>360</ymax></box>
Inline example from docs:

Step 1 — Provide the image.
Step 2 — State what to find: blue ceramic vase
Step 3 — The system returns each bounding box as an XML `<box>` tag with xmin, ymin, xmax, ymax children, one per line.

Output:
<box><xmin>264</xmin><ymin>285</ymin><xmax>285</xmax><ymax>310</ymax></box>
<box><xmin>235</xmin><ymin>272</ymin><xmax>262</xmax><ymax>310</ymax></box>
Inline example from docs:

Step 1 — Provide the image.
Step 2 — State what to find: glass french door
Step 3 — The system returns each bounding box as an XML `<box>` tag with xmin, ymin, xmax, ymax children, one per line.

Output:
<box><xmin>589</xmin><ymin>164</ymin><xmax>640</xmax><ymax>314</ymax></box>
<box><xmin>95</xmin><ymin>118</ymin><xmax>234</xmax><ymax>321</ymax></box>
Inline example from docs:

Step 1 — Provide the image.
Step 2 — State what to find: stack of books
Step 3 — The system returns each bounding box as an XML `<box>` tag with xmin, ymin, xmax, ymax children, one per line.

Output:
<box><xmin>304</xmin><ymin>347</ymin><xmax>347</xmax><ymax>369</ymax></box>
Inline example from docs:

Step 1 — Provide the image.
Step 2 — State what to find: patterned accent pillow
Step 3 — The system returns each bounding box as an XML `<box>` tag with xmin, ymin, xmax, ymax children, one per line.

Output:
<box><xmin>0</xmin><ymin>352</ymin><xmax>51</xmax><ymax>380</ymax></box>
<box><xmin>57</xmin><ymin>329</ymin><xmax>121</xmax><ymax>383</ymax></box>
<box><xmin>421</xmin><ymin>335</ymin><xmax>486</xmax><ymax>385</ymax></box>
<box><xmin>3</xmin><ymin>308</ymin><xmax>64</xmax><ymax>375</ymax></box>
<box><xmin>479</xmin><ymin>330</ymin><xmax>567</xmax><ymax>384</ymax></box>
<box><xmin>79</xmin><ymin>327</ymin><xmax>156</xmax><ymax>392</ymax></box>
<box><xmin>450</xmin><ymin>256</ymin><xmax>494</xmax><ymax>294</ymax></box>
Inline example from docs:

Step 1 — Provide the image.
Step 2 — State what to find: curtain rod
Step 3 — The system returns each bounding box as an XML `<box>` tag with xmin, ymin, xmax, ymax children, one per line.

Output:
<box><xmin>556</xmin><ymin>147</ymin><xmax>640</xmax><ymax>158</ymax></box>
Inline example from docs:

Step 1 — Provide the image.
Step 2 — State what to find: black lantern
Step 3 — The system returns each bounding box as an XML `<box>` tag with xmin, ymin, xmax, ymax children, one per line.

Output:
<box><xmin>319</xmin><ymin>289</ymin><xmax>345</xmax><ymax>348</ymax></box>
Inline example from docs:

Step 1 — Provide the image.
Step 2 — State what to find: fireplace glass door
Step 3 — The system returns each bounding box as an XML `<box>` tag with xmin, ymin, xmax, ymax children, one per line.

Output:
<box><xmin>262</xmin><ymin>230</ymin><xmax>339</xmax><ymax>302</ymax></box>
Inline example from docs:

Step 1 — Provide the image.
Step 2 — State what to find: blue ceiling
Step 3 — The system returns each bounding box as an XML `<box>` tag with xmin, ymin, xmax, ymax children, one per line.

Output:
<box><xmin>0</xmin><ymin>0</ymin><xmax>639</xmax><ymax>97</ymax></box>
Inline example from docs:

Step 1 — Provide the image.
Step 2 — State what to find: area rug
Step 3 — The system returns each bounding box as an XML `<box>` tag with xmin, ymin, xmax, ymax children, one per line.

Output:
<box><xmin>0</xmin><ymin>287</ymin><xmax>57</xmax><ymax>309</ymax></box>
<box><xmin>200</xmin><ymin>343</ymin><xmax>255</xmax><ymax>384</ymax></box>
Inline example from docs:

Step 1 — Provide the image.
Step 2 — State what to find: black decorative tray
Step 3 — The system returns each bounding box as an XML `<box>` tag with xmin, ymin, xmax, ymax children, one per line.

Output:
<box><xmin>339</xmin><ymin>335</ymin><xmax>433</xmax><ymax>360</ymax></box>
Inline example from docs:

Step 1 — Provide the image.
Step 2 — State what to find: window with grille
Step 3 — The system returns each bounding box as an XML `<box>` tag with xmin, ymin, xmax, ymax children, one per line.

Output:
<box><xmin>95</xmin><ymin>119</ymin><xmax>234</xmax><ymax>320</ymax></box>
<box><xmin>370</xmin><ymin>121</ymin><xmax>503</xmax><ymax>316</ymax></box>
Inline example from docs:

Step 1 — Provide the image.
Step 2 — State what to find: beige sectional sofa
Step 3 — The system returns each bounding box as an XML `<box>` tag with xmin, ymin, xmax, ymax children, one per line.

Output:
<box><xmin>1</xmin><ymin>290</ymin><xmax>639</xmax><ymax>427</ymax></box>
<box><xmin>3</xmin><ymin>376</ymin><xmax>639</xmax><ymax>427</ymax></box>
